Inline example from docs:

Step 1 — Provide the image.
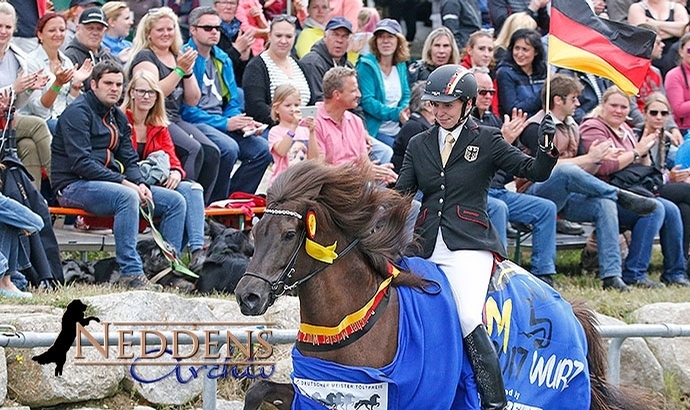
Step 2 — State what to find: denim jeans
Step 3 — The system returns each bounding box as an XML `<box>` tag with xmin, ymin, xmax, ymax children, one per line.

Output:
<box><xmin>58</xmin><ymin>180</ymin><xmax>185</xmax><ymax>276</ymax></box>
<box><xmin>375</xmin><ymin>133</ymin><xmax>396</xmax><ymax>148</ymax></box>
<box><xmin>0</xmin><ymin>194</ymin><xmax>44</xmax><ymax>278</ymax></box>
<box><xmin>194</xmin><ymin>123</ymin><xmax>272</xmax><ymax>200</ymax></box>
<box><xmin>370</xmin><ymin>137</ymin><xmax>393</xmax><ymax>165</ymax></box>
<box><xmin>525</xmin><ymin>163</ymin><xmax>622</xmax><ymax>278</ymax></box>
<box><xmin>618</xmin><ymin>197</ymin><xmax>686</xmax><ymax>282</ymax></box>
<box><xmin>175</xmin><ymin>181</ymin><xmax>205</xmax><ymax>253</ymax></box>
<box><xmin>488</xmin><ymin>188</ymin><xmax>557</xmax><ymax>275</ymax></box>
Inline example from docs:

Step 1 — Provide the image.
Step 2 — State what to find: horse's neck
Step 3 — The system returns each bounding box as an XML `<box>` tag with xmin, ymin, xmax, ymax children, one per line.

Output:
<box><xmin>298</xmin><ymin>257</ymin><xmax>379</xmax><ymax>327</ymax></box>
<box><xmin>296</xmin><ymin>256</ymin><xmax>400</xmax><ymax>367</ymax></box>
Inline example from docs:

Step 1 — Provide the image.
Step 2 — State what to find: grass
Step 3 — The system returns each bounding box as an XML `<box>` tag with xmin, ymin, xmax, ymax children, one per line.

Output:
<box><xmin>529</xmin><ymin>247</ymin><xmax>690</xmax><ymax>320</ymax></box>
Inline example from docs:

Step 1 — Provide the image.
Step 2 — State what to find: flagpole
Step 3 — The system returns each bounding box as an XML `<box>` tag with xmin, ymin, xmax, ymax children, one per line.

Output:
<box><xmin>545</xmin><ymin>64</ymin><xmax>551</xmax><ymax>115</ymax></box>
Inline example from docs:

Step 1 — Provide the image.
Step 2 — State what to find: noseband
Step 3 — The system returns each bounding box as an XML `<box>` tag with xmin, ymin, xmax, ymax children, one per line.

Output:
<box><xmin>243</xmin><ymin>207</ymin><xmax>360</xmax><ymax>305</ymax></box>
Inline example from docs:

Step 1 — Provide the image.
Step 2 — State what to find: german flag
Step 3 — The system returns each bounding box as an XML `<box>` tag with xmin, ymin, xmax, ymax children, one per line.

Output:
<box><xmin>548</xmin><ymin>0</ymin><xmax>655</xmax><ymax>95</ymax></box>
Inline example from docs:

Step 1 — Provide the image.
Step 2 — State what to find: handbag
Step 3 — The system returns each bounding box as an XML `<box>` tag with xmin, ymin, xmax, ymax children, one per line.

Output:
<box><xmin>138</xmin><ymin>150</ymin><xmax>170</xmax><ymax>186</ymax></box>
<box><xmin>608</xmin><ymin>163</ymin><xmax>664</xmax><ymax>198</ymax></box>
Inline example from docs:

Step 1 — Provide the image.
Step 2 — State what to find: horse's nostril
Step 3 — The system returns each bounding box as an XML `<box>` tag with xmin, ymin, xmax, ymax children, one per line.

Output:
<box><xmin>244</xmin><ymin>292</ymin><xmax>261</xmax><ymax>306</ymax></box>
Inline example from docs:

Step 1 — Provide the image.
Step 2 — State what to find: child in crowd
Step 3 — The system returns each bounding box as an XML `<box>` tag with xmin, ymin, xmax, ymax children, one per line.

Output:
<box><xmin>268</xmin><ymin>84</ymin><xmax>318</xmax><ymax>186</ymax></box>
<box><xmin>349</xmin><ymin>7</ymin><xmax>380</xmax><ymax>62</ymax></box>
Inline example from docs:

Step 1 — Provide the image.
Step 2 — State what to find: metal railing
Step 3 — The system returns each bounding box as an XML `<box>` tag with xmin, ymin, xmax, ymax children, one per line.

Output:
<box><xmin>2</xmin><ymin>324</ymin><xmax>690</xmax><ymax>408</ymax></box>
<box><xmin>597</xmin><ymin>324</ymin><xmax>690</xmax><ymax>385</ymax></box>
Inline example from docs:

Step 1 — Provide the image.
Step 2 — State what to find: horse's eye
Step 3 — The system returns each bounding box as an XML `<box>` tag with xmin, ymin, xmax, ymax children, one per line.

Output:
<box><xmin>283</xmin><ymin>230</ymin><xmax>296</xmax><ymax>241</ymax></box>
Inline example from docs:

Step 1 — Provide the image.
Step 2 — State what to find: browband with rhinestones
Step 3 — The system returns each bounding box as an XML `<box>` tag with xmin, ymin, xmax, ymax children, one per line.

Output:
<box><xmin>264</xmin><ymin>208</ymin><xmax>303</xmax><ymax>219</ymax></box>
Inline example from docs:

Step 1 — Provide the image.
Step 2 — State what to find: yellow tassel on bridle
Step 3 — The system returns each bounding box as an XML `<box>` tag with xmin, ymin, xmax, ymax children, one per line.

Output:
<box><xmin>305</xmin><ymin>238</ymin><xmax>338</xmax><ymax>264</ymax></box>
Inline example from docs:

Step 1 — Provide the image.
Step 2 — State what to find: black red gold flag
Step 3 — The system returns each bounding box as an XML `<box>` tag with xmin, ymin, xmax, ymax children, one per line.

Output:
<box><xmin>548</xmin><ymin>0</ymin><xmax>656</xmax><ymax>95</ymax></box>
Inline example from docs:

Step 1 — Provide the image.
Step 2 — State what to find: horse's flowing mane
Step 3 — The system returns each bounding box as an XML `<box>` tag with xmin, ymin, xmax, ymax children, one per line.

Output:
<box><xmin>268</xmin><ymin>160</ymin><xmax>422</xmax><ymax>286</ymax></box>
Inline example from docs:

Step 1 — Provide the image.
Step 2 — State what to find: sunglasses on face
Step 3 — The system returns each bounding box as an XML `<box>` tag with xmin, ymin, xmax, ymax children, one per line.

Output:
<box><xmin>648</xmin><ymin>109</ymin><xmax>669</xmax><ymax>117</ymax></box>
<box><xmin>477</xmin><ymin>89</ymin><xmax>496</xmax><ymax>96</ymax></box>
<box><xmin>194</xmin><ymin>25</ymin><xmax>221</xmax><ymax>32</ymax></box>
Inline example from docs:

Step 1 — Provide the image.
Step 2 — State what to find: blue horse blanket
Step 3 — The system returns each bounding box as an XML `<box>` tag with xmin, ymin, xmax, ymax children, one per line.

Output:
<box><xmin>486</xmin><ymin>260</ymin><xmax>591</xmax><ymax>410</ymax></box>
<box><xmin>290</xmin><ymin>256</ymin><xmax>480</xmax><ymax>410</ymax></box>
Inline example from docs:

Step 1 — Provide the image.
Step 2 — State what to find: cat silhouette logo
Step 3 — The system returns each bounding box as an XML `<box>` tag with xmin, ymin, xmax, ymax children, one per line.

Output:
<box><xmin>32</xmin><ymin>299</ymin><xmax>100</xmax><ymax>376</ymax></box>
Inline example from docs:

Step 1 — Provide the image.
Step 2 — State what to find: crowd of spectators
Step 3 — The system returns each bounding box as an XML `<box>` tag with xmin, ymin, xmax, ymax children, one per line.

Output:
<box><xmin>0</xmin><ymin>0</ymin><xmax>690</xmax><ymax>294</ymax></box>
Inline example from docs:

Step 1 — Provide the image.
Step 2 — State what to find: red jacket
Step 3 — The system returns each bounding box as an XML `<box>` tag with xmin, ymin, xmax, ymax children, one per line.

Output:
<box><xmin>126</xmin><ymin>110</ymin><xmax>186</xmax><ymax>179</ymax></box>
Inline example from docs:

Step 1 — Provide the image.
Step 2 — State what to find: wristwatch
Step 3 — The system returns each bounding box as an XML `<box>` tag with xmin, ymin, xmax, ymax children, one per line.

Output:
<box><xmin>286</xmin><ymin>130</ymin><xmax>295</xmax><ymax>138</ymax></box>
<box><xmin>632</xmin><ymin>150</ymin><xmax>641</xmax><ymax>163</ymax></box>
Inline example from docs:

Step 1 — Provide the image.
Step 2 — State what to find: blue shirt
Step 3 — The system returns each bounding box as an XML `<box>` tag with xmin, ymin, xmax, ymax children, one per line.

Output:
<box><xmin>102</xmin><ymin>34</ymin><xmax>132</xmax><ymax>57</ymax></box>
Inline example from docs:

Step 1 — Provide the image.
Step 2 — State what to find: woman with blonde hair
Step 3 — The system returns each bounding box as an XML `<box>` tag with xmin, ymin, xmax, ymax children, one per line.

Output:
<box><xmin>101</xmin><ymin>1</ymin><xmax>133</xmax><ymax>63</ymax></box>
<box><xmin>580</xmin><ymin>86</ymin><xmax>689</xmax><ymax>287</ymax></box>
<box><xmin>127</xmin><ymin>7</ymin><xmax>220</xmax><ymax>204</ymax></box>
<box><xmin>122</xmin><ymin>70</ymin><xmax>207</xmax><ymax>271</ymax></box>
<box><xmin>493</xmin><ymin>12</ymin><xmax>537</xmax><ymax>63</ymax></box>
<box><xmin>243</xmin><ymin>15</ymin><xmax>314</xmax><ymax>126</ymax></box>
<box><xmin>356</xmin><ymin>19</ymin><xmax>411</xmax><ymax>147</ymax></box>
<box><xmin>461</xmin><ymin>30</ymin><xmax>495</xmax><ymax>70</ymax></box>
<box><xmin>407</xmin><ymin>26</ymin><xmax>459</xmax><ymax>84</ymax></box>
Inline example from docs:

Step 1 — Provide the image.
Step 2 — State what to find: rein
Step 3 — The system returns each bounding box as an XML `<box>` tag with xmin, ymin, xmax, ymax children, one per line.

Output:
<box><xmin>242</xmin><ymin>207</ymin><xmax>360</xmax><ymax>305</ymax></box>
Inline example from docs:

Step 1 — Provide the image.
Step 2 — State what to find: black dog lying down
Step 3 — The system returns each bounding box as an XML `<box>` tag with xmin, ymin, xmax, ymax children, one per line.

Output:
<box><xmin>195</xmin><ymin>220</ymin><xmax>254</xmax><ymax>294</ymax></box>
<box><xmin>63</xmin><ymin>220</ymin><xmax>253</xmax><ymax>294</ymax></box>
<box><xmin>33</xmin><ymin>299</ymin><xmax>100</xmax><ymax>376</ymax></box>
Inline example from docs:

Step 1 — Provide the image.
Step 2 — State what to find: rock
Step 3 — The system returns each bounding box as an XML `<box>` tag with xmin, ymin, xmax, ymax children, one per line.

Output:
<box><xmin>83</xmin><ymin>292</ymin><xmax>219</xmax><ymax>405</ymax></box>
<box><xmin>631</xmin><ymin>303</ymin><xmax>690</xmax><ymax>394</ymax></box>
<box><xmin>212</xmin><ymin>399</ymin><xmax>245</xmax><ymax>410</ymax></box>
<box><xmin>5</xmin><ymin>308</ymin><xmax>122</xmax><ymax>407</ymax></box>
<box><xmin>0</xmin><ymin>407</ymin><xmax>30</xmax><ymax>410</ymax></box>
<box><xmin>596</xmin><ymin>314</ymin><xmax>664</xmax><ymax>394</ymax></box>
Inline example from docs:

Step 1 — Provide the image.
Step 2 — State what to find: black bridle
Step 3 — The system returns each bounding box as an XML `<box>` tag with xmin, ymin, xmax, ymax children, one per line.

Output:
<box><xmin>242</xmin><ymin>208</ymin><xmax>360</xmax><ymax>306</ymax></box>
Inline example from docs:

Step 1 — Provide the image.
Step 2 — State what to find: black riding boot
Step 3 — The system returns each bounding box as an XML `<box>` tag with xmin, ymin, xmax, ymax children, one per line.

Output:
<box><xmin>464</xmin><ymin>324</ymin><xmax>507</xmax><ymax>410</ymax></box>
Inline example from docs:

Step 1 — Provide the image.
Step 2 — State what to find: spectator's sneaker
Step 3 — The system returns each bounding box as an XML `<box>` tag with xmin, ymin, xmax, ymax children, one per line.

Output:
<box><xmin>118</xmin><ymin>275</ymin><xmax>163</xmax><ymax>291</ymax></box>
<box><xmin>625</xmin><ymin>277</ymin><xmax>665</xmax><ymax>289</ymax></box>
<box><xmin>617</xmin><ymin>190</ymin><xmax>657</xmax><ymax>215</ymax></box>
<box><xmin>602</xmin><ymin>276</ymin><xmax>631</xmax><ymax>292</ymax></box>
<box><xmin>0</xmin><ymin>288</ymin><xmax>32</xmax><ymax>298</ymax></box>
<box><xmin>661</xmin><ymin>276</ymin><xmax>690</xmax><ymax>287</ymax></box>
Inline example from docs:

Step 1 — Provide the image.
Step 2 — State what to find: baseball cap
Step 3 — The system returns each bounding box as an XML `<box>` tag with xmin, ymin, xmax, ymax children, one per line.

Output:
<box><xmin>79</xmin><ymin>7</ymin><xmax>108</xmax><ymax>27</ymax></box>
<box><xmin>325</xmin><ymin>16</ymin><xmax>353</xmax><ymax>33</ymax></box>
<box><xmin>374</xmin><ymin>19</ymin><xmax>402</xmax><ymax>35</ymax></box>
<box><xmin>69</xmin><ymin>0</ymin><xmax>103</xmax><ymax>8</ymax></box>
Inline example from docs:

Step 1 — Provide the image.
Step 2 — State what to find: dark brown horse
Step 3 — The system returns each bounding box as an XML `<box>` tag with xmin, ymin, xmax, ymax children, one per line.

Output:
<box><xmin>235</xmin><ymin>160</ymin><xmax>657</xmax><ymax>410</ymax></box>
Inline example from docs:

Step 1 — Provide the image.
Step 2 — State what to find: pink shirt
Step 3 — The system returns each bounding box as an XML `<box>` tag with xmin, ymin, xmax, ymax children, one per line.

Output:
<box><xmin>327</xmin><ymin>0</ymin><xmax>362</xmax><ymax>31</ymax></box>
<box><xmin>664</xmin><ymin>62</ymin><xmax>690</xmax><ymax>130</ymax></box>
<box><xmin>314</xmin><ymin>102</ymin><xmax>368</xmax><ymax>165</ymax></box>
<box><xmin>268</xmin><ymin>124</ymin><xmax>311</xmax><ymax>185</ymax></box>
<box><xmin>236</xmin><ymin>0</ymin><xmax>267</xmax><ymax>56</ymax></box>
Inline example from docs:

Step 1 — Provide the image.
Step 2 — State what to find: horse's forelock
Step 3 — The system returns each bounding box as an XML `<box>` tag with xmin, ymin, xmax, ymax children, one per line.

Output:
<box><xmin>267</xmin><ymin>160</ymin><xmax>414</xmax><ymax>279</ymax></box>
